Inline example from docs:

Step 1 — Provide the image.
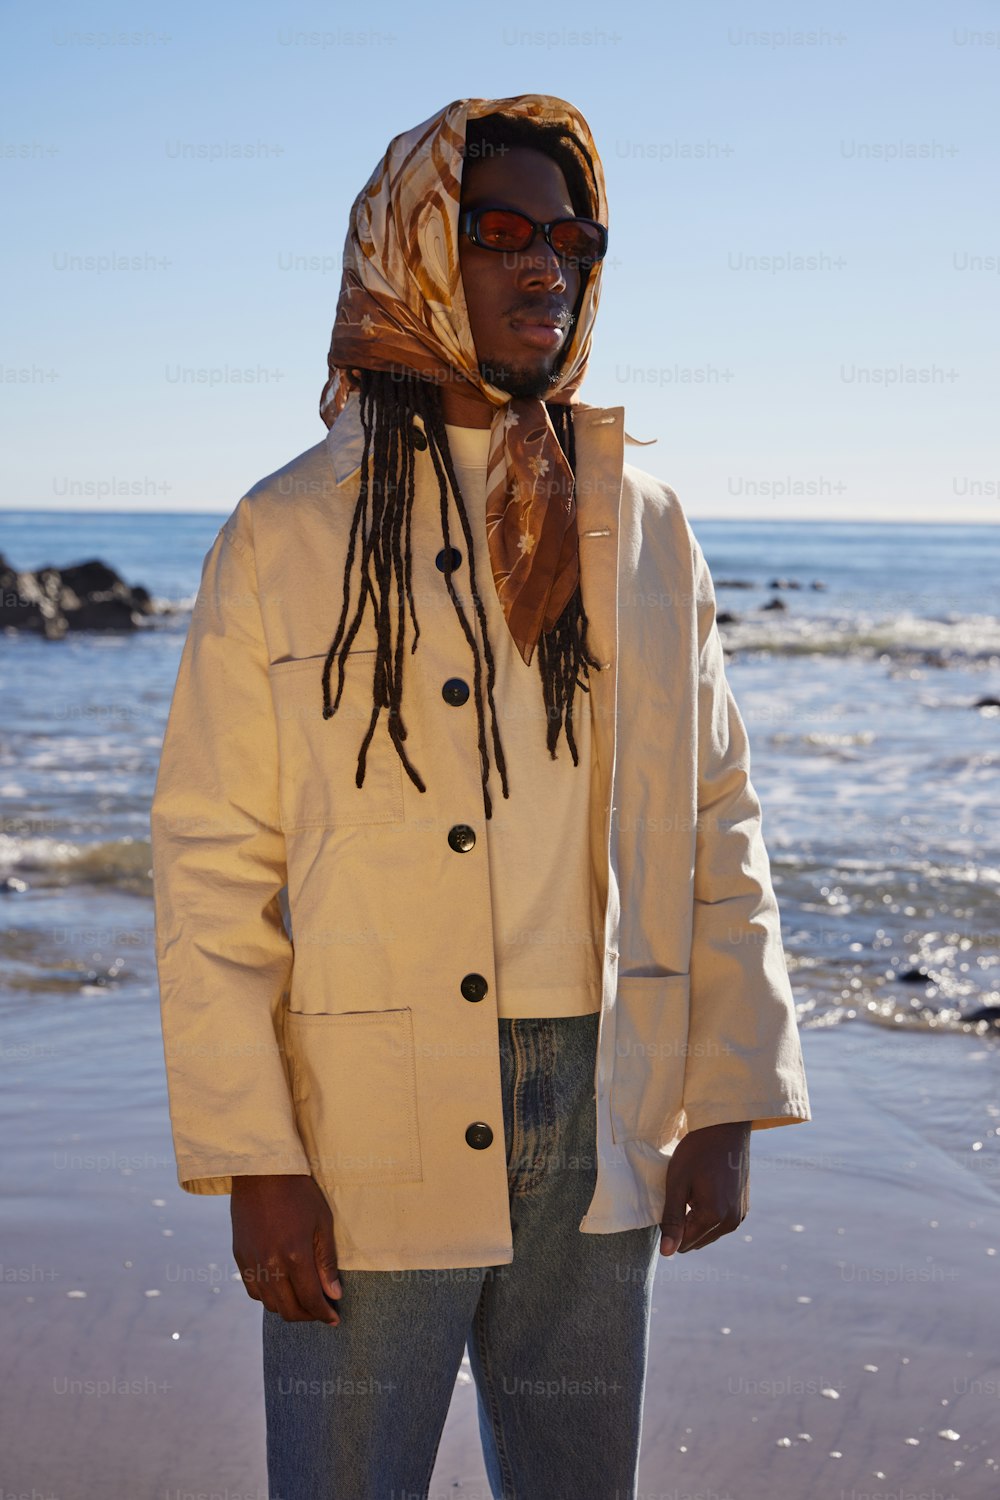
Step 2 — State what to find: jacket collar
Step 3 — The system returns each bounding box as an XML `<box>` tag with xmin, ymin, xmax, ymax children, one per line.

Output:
<box><xmin>325</xmin><ymin>393</ymin><xmax>369</xmax><ymax>487</ymax></box>
<box><xmin>325</xmin><ymin>392</ymin><xmax>655</xmax><ymax>487</ymax></box>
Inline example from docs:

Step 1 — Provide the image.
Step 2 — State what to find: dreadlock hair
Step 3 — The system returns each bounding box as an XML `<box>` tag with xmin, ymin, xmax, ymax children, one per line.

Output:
<box><xmin>320</xmin><ymin>370</ymin><xmax>603</xmax><ymax>822</ymax></box>
<box><xmin>321</xmin><ymin>113</ymin><xmax>605</xmax><ymax>822</ymax></box>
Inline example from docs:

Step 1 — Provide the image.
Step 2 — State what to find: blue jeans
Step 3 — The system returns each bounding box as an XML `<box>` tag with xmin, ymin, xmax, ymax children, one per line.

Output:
<box><xmin>263</xmin><ymin>1011</ymin><xmax>662</xmax><ymax>1499</ymax></box>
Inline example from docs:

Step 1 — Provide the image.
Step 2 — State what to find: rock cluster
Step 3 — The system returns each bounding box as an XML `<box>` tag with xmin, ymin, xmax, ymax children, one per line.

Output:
<box><xmin>0</xmin><ymin>553</ymin><xmax>155</xmax><ymax>638</ymax></box>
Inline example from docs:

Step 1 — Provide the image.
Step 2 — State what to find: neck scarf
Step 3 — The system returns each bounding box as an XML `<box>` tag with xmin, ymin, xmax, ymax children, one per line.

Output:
<box><xmin>318</xmin><ymin>94</ymin><xmax>608</xmax><ymax>667</ymax></box>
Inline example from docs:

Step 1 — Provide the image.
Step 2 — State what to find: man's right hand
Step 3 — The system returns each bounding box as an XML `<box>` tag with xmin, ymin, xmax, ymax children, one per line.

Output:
<box><xmin>231</xmin><ymin>1173</ymin><xmax>342</xmax><ymax>1325</ymax></box>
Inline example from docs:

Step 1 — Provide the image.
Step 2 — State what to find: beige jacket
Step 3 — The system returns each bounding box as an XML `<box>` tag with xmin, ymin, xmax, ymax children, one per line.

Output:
<box><xmin>150</xmin><ymin>396</ymin><xmax>811</xmax><ymax>1271</ymax></box>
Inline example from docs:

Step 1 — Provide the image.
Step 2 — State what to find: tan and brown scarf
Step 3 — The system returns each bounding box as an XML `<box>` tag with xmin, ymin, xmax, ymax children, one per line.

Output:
<box><xmin>318</xmin><ymin>94</ymin><xmax>608</xmax><ymax>668</ymax></box>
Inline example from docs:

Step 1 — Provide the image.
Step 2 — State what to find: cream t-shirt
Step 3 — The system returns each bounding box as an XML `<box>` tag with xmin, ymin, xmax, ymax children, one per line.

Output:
<box><xmin>442</xmin><ymin>421</ymin><xmax>603</xmax><ymax>1019</ymax></box>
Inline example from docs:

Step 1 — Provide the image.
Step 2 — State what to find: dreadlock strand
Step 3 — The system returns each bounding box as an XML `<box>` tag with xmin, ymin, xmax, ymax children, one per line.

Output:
<box><xmin>415</xmin><ymin>379</ymin><xmax>512</xmax><ymax>803</ymax></box>
<box><xmin>370</xmin><ymin>374</ymin><xmax>424</xmax><ymax>787</ymax></box>
<box><xmin>351</xmin><ymin>384</ymin><xmax>394</xmax><ymax>790</ymax></box>
<box><xmin>384</xmin><ymin>378</ymin><xmax>414</xmax><ymax>745</ymax></box>
<box><xmin>412</xmin><ymin>378</ymin><xmax>504</xmax><ymax>821</ymax></box>
<box><xmin>399</xmin><ymin>389</ymin><xmax>421</xmax><ymax>655</ymax></box>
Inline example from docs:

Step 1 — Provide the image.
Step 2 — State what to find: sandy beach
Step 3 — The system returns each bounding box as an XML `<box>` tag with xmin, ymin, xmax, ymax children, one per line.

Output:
<box><xmin>2</xmin><ymin>1014</ymin><xmax>998</xmax><ymax>1500</ymax></box>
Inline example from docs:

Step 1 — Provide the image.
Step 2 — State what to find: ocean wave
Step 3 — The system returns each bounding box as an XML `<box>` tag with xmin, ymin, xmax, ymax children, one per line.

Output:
<box><xmin>21</xmin><ymin>583</ymin><xmax>1000</xmax><ymax>668</ymax></box>
<box><xmin>0</xmin><ymin>834</ymin><xmax>151</xmax><ymax>891</ymax></box>
<box><xmin>718</xmin><ymin>610</ymin><xmax>1000</xmax><ymax>665</ymax></box>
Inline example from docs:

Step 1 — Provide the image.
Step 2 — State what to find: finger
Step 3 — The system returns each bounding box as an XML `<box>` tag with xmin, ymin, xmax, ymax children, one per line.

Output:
<box><xmin>679</xmin><ymin>1215</ymin><xmax>724</xmax><ymax>1252</ymax></box>
<box><xmin>677</xmin><ymin>1197</ymin><xmax>728</xmax><ymax>1252</ymax></box>
<box><xmin>287</xmin><ymin>1259</ymin><xmax>340</xmax><ymax>1325</ymax></box>
<box><xmin>235</xmin><ymin>1259</ymin><xmax>265</xmax><ymax>1303</ymax></box>
<box><xmin>314</xmin><ymin>1217</ymin><xmax>343</xmax><ymax>1303</ymax></box>
<box><xmin>659</xmin><ymin>1175</ymin><xmax>691</xmax><ymax>1256</ymax></box>
<box><xmin>680</xmin><ymin>1197</ymin><xmax>746</xmax><ymax>1252</ymax></box>
<box><xmin>660</xmin><ymin>1218</ymin><xmax>687</xmax><ymax>1255</ymax></box>
<box><xmin>692</xmin><ymin>1206</ymin><xmax>747</xmax><ymax>1252</ymax></box>
<box><xmin>252</xmin><ymin>1259</ymin><xmax>317</xmax><ymax>1323</ymax></box>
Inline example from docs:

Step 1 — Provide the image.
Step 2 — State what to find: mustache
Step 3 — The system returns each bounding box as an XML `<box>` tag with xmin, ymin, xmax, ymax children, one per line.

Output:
<box><xmin>508</xmin><ymin>303</ymin><xmax>576</xmax><ymax>329</ymax></box>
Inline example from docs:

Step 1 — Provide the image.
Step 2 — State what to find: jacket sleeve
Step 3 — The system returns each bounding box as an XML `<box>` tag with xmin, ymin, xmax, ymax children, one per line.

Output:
<box><xmin>150</xmin><ymin>497</ymin><xmax>311</xmax><ymax>1194</ymax></box>
<box><xmin>681</xmin><ymin>528</ymin><xmax>812</xmax><ymax>1134</ymax></box>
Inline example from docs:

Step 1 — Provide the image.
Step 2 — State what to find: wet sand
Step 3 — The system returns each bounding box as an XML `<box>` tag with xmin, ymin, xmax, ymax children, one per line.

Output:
<box><xmin>1</xmin><ymin>1019</ymin><xmax>998</xmax><ymax>1499</ymax></box>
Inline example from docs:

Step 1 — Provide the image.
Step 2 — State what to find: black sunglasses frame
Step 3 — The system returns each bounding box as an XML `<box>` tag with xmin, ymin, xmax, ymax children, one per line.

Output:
<box><xmin>458</xmin><ymin>207</ymin><xmax>608</xmax><ymax>268</ymax></box>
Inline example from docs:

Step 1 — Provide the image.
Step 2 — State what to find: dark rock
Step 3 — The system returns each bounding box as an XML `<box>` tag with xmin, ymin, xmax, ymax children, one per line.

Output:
<box><xmin>0</xmin><ymin>550</ymin><xmax>153</xmax><ymax>637</ymax></box>
<box><xmin>896</xmin><ymin>965</ymin><xmax>932</xmax><ymax>984</ymax></box>
<box><xmin>54</xmin><ymin>559</ymin><xmax>125</xmax><ymax>595</ymax></box>
<box><xmin>972</xmin><ymin>695</ymin><xmax>1000</xmax><ymax>709</ymax></box>
<box><xmin>0</xmin><ymin>553</ymin><xmax>43</xmax><ymax>629</ymax></box>
<box><xmin>761</xmin><ymin>597</ymin><xmax>787</xmax><ymax>611</ymax></box>
<box><xmin>768</xmin><ymin>577</ymin><xmax>802</xmax><ymax>590</ymax></box>
<box><xmin>810</xmin><ymin>580</ymin><xmax>828</xmax><ymax>590</ymax></box>
<box><xmin>65</xmin><ymin>598</ymin><xmax>141</xmax><ymax>631</ymax></box>
<box><xmin>965</xmin><ymin>1005</ymin><xmax>1000</xmax><ymax>1026</ymax></box>
<box><xmin>714</xmin><ymin>578</ymin><xmax>756</xmax><ymax>590</ymax></box>
<box><xmin>716</xmin><ymin>611</ymin><xmax>739</xmax><ymax>626</ymax></box>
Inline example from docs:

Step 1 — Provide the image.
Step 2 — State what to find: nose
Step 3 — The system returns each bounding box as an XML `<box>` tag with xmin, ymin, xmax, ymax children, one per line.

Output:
<box><xmin>513</xmin><ymin>235</ymin><xmax>568</xmax><ymax>293</ymax></box>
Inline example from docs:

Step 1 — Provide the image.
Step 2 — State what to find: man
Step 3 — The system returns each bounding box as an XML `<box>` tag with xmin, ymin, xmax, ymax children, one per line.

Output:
<box><xmin>151</xmin><ymin>94</ymin><xmax>811</xmax><ymax>1499</ymax></box>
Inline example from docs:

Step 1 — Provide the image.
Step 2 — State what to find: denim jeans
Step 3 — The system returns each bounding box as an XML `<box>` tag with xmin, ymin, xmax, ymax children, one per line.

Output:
<box><xmin>263</xmin><ymin>1011</ymin><xmax>663</xmax><ymax>1499</ymax></box>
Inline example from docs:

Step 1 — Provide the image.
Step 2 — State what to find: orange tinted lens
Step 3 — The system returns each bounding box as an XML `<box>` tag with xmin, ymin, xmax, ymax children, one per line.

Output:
<box><xmin>550</xmin><ymin>220</ymin><xmax>603</xmax><ymax>262</ymax></box>
<box><xmin>476</xmin><ymin>210</ymin><xmax>533</xmax><ymax>250</ymax></box>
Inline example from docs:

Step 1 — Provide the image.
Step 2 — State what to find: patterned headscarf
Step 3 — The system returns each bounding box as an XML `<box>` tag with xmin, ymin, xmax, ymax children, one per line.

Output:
<box><xmin>318</xmin><ymin>94</ymin><xmax>608</xmax><ymax>668</ymax></box>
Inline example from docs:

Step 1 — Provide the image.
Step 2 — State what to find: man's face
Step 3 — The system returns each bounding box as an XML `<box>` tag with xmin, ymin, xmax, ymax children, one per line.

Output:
<box><xmin>458</xmin><ymin>146</ymin><xmax>585</xmax><ymax>400</ymax></box>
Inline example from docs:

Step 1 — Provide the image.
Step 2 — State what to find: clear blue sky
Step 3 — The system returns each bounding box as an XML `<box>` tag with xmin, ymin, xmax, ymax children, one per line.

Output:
<box><xmin>3</xmin><ymin>0</ymin><xmax>997</xmax><ymax>520</ymax></box>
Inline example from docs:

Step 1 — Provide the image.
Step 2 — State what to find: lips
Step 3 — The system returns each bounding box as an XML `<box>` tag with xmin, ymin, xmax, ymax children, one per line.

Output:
<box><xmin>510</xmin><ymin>317</ymin><xmax>567</xmax><ymax>351</ymax></box>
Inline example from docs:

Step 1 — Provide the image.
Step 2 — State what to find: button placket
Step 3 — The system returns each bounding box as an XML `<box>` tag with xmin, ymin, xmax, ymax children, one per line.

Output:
<box><xmin>579</xmin><ymin>521</ymin><xmax>614</xmax><ymax>669</ymax></box>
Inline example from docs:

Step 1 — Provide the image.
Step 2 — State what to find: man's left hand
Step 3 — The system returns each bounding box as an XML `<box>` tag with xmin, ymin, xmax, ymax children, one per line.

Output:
<box><xmin>659</xmin><ymin>1120</ymin><xmax>751</xmax><ymax>1256</ymax></box>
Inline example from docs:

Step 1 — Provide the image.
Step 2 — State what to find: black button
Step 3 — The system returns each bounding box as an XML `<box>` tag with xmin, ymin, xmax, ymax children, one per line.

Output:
<box><xmin>435</xmin><ymin>546</ymin><xmax>463</xmax><ymax>573</ymax></box>
<box><xmin>412</xmin><ymin>427</ymin><xmax>428</xmax><ymax>451</ymax></box>
<box><xmin>442</xmin><ymin>678</ymin><xmax>470</xmax><ymax>707</ymax></box>
<box><xmin>465</xmin><ymin>1122</ymin><xmax>494</xmax><ymax>1150</ymax></box>
<box><xmin>461</xmin><ymin>973</ymin><xmax>488</xmax><ymax>1003</ymax></box>
<box><xmin>448</xmin><ymin>824</ymin><xmax>476</xmax><ymax>853</ymax></box>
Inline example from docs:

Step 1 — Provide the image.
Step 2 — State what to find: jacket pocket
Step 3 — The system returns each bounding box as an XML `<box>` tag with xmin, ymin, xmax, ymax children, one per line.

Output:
<box><xmin>284</xmin><ymin>1006</ymin><xmax>423</xmax><ymax>1186</ymax></box>
<box><xmin>268</xmin><ymin>651</ymin><xmax>404</xmax><ymax>830</ymax></box>
<box><xmin>610</xmin><ymin>974</ymin><xmax>691</xmax><ymax>1148</ymax></box>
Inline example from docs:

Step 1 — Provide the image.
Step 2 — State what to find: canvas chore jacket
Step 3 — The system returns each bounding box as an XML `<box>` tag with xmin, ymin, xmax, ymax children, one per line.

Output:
<box><xmin>149</xmin><ymin>396</ymin><xmax>811</xmax><ymax>1271</ymax></box>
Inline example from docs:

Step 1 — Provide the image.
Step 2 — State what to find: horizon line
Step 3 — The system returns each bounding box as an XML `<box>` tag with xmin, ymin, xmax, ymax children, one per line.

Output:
<box><xmin>1</xmin><ymin>509</ymin><xmax>997</xmax><ymax>528</ymax></box>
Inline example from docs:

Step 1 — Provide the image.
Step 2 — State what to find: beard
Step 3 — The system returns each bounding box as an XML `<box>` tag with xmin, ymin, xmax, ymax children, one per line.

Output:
<box><xmin>477</xmin><ymin>356</ymin><xmax>565</xmax><ymax>401</ymax></box>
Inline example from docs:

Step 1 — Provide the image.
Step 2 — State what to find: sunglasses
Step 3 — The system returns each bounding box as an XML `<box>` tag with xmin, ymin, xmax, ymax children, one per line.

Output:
<box><xmin>459</xmin><ymin>207</ymin><xmax>608</xmax><ymax>269</ymax></box>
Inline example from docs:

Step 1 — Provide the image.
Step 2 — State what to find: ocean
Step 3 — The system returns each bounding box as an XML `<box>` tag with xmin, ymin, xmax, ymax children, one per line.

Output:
<box><xmin>1</xmin><ymin>510</ymin><xmax>998</xmax><ymax>1040</ymax></box>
